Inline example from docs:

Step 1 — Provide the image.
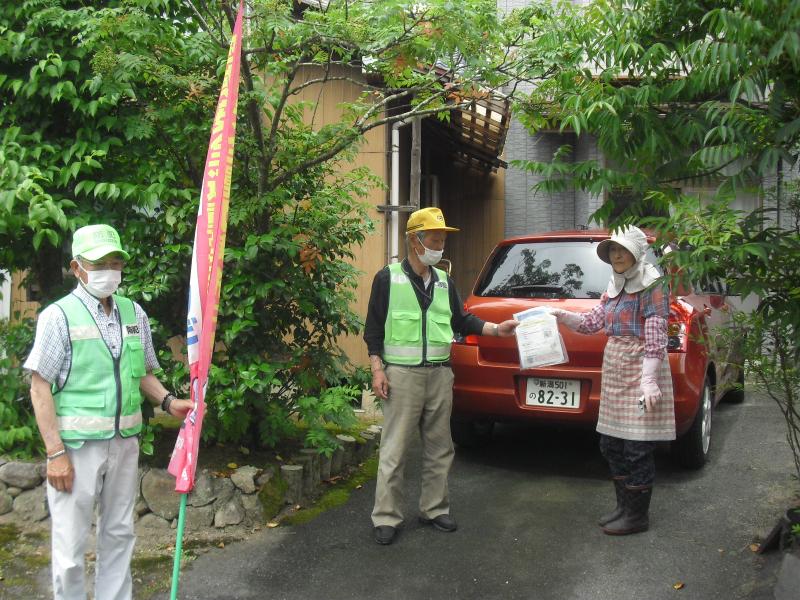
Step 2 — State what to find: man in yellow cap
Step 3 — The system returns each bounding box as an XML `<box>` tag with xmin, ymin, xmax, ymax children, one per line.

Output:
<box><xmin>364</xmin><ymin>207</ymin><xmax>518</xmax><ymax>545</ymax></box>
<box><xmin>24</xmin><ymin>224</ymin><xmax>192</xmax><ymax>599</ymax></box>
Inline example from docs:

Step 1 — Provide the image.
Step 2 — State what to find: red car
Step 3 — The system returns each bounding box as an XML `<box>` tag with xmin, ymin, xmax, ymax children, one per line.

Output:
<box><xmin>450</xmin><ymin>229</ymin><xmax>744</xmax><ymax>468</ymax></box>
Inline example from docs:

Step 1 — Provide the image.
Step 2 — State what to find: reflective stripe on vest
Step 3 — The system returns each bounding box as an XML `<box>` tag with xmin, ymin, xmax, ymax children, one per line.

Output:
<box><xmin>58</xmin><ymin>412</ymin><xmax>143</xmax><ymax>432</ymax></box>
<box><xmin>382</xmin><ymin>262</ymin><xmax>453</xmax><ymax>365</ymax></box>
<box><xmin>53</xmin><ymin>293</ymin><xmax>146</xmax><ymax>440</ymax></box>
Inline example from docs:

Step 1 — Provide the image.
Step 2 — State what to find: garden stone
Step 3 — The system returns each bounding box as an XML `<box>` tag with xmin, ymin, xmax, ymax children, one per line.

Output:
<box><xmin>0</xmin><ymin>480</ymin><xmax>6</xmax><ymax>493</ymax></box>
<box><xmin>0</xmin><ymin>456</ymin><xmax>7</xmax><ymax>468</ymax></box>
<box><xmin>188</xmin><ymin>470</ymin><xmax>216</xmax><ymax>507</ymax></box>
<box><xmin>136</xmin><ymin>513</ymin><xmax>170</xmax><ymax>531</ymax></box>
<box><xmin>240</xmin><ymin>493</ymin><xmax>264</xmax><ymax>524</ymax></box>
<box><xmin>7</xmin><ymin>487</ymin><xmax>22</xmax><ymax>498</ymax></box>
<box><xmin>231</xmin><ymin>466</ymin><xmax>259</xmax><ymax>494</ymax></box>
<box><xmin>212</xmin><ymin>476</ymin><xmax>236</xmax><ymax>506</ymax></box>
<box><xmin>184</xmin><ymin>505</ymin><xmax>216</xmax><ymax>532</ymax></box>
<box><xmin>255</xmin><ymin>466</ymin><xmax>275</xmax><ymax>488</ymax></box>
<box><xmin>214</xmin><ymin>497</ymin><xmax>244</xmax><ymax>528</ymax></box>
<box><xmin>0</xmin><ymin>461</ymin><xmax>43</xmax><ymax>489</ymax></box>
<box><xmin>0</xmin><ymin>490</ymin><xmax>13</xmax><ymax>515</ymax></box>
<box><xmin>13</xmin><ymin>486</ymin><xmax>49</xmax><ymax>522</ymax></box>
<box><xmin>135</xmin><ymin>499</ymin><xmax>149</xmax><ymax>517</ymax></box>
<box><xmin>141</xmin><ymin>469</ymin><xmax>181</xmax><ymax>520</ymax></box>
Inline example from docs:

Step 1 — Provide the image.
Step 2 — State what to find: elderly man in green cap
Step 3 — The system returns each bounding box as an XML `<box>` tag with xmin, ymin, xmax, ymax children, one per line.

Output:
<box><xmin>24</xmin><ymin>224</ymin><xmax>192</xmax><ymax>600</ymax></box>
<box><xmin>364</xmin><ymin>207</ymin><xmax>518</xmax><ymax>545</ymax></box>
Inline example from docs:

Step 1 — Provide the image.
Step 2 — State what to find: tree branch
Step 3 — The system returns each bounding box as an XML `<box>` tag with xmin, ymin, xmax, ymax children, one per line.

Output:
<box><xmin>185</xmin><ymin>0</ymin><xmax>225</xmax><ymax>46</ymax></box>
<box><xmin>262</xmin><ymin>58</ymin><xmax>304</xmax><ymax>179</ymax></box>
<box><xmin>268</xmin><ymin>95</ymin><xmax>475</xmax><ymax>191</ymax></box>
<box><xmin>655</xmin><ymin>155</ymin><xmax>742</xmax><ymax>185</ymax></box>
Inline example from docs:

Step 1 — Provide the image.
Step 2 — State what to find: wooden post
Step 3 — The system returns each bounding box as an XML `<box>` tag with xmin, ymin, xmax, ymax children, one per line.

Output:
<box><xmin>299</xmin><ymin>448</ymin><xmax>321</xmax><ymax>486</ymax></box>
<box><xmin>330</xmin><ymin>446</ymin><xmax>344</xmax><ymax>475</ymax></box>
<box><xmin>360</xmin><ymin>431</ymin><xmax>376</xmax><ymax>461</ymax></box>
<box><xmin>293</xmin><ymin>454</ymin><xmax>314</xmax><ymax>499</ymax></box>
<box><xmin>335</xmin><ymin>434</ymin><xmax>356</xmax><ymax>468</ymax></box>
<box><xmin>367</xmin><ymin>424</ymin><xmax>383</xmax><ymax>446</ymax></box>
<box><xmin>410</xmin><ymin>116</ymin><xmax>422</xmax><ymax>208</ymax></box>
<box><xmin>319</xmin><ymin>453</ymin><xmax>332</xmax><ymax>481</ymax></box>
<box><xmin>280</xmin><ymin>465</ymin><xmax>303</xmax><ymax>505</ymax></box>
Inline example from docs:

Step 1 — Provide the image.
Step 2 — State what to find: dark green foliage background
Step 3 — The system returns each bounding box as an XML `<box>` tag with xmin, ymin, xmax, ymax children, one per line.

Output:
<box><xmin>0</xmin><ymin>0</ymin><xmax>512</xmax><ymax>456</ymax></box>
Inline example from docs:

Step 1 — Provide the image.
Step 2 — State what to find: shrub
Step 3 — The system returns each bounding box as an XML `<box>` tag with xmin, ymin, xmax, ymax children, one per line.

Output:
<box><xmin>0</xmin><ymin>317</ymin><xmax>39</xmax><ymax>458</ymax></box>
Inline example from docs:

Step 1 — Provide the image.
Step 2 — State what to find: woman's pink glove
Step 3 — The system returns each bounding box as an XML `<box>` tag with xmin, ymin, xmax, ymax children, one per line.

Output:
<box><xmin>640</xmin><ymin>356</ymin><xmax>663</xmax><ymax>410</ymax></box>
<box><xmin>550</xmin><ymin>308</ymin><xmax>583</xmax><ymax>331</ymax></box>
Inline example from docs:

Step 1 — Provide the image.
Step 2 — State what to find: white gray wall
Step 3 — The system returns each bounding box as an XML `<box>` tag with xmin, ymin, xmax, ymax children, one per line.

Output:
<box><xmin>504</xmin><ymin>119</ymin><xmax>603</xmax><ymax>237</ymax></box>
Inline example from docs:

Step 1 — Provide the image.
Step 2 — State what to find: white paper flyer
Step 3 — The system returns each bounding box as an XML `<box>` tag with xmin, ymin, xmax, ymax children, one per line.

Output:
<box><xmin>513</xmin><ymin>307</ymin><xmax>568</xmax><ymax>369</ymax></box>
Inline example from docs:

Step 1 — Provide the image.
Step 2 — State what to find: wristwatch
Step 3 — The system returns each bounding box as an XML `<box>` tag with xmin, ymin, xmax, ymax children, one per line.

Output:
<box><xmin>161</xmin><ymin>392</ymin><xmax>177</xmax><ymax>413</ymax></box>
<box><xmin>493</xmin><ymin>323</ymin><xmax>500</xmax><ymax>336</ymax></box>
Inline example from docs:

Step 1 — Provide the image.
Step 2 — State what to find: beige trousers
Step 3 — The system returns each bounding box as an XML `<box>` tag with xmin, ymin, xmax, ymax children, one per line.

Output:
<box><xmin>371</xmin><ymin>365</ymin><xmax>456</xmax><ymax>527</ymax></box>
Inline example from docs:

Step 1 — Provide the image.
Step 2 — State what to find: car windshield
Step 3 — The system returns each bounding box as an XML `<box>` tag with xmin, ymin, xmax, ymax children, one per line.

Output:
<box><xmin>475</xmin><ymin>241</ymin><xmax>660</xmax><ymax>299</ymax></box>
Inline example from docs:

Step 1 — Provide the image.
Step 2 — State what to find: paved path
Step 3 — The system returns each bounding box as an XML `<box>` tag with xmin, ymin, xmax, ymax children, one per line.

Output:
<box><xmin>161</xmin><ymin>390</ymin><xmax>796</xmax><ymax>600</ymax></box>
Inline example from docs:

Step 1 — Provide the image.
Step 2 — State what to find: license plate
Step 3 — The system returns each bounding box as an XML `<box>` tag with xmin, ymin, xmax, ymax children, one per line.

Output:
<box><xmin>525</xmin><ymin>377</ymin><xmax>581</xmax><ymax>409</ymax></box>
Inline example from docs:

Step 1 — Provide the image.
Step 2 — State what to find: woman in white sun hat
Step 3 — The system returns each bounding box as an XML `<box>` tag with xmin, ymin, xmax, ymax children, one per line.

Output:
<box><xmin>551</xmin><ymin>225</ymin><xmax>674</xmax><ymax>535</ymax></box>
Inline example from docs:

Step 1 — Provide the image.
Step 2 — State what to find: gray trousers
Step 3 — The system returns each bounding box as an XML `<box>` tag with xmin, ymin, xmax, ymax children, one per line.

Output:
<box><xmin>47</xmin><ymin>436</ymin><xmax>139</xmax><ymax>600</ymax></box>
<box><xmin>371</xmin><ymin>365</ymin><xmax>455</xmax><ymax>527</ymax></box>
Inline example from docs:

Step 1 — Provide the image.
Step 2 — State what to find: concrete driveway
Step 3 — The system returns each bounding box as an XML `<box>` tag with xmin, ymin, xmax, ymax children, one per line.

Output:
<box><xmin>161</xmin><ymin>390</ymin><xmax>796</xmax><ymax>600</ymax></box>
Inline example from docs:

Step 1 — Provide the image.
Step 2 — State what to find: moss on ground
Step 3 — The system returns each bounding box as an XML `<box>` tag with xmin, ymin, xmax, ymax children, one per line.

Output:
<box><xmin>284</xmin><ymin>455</ymin><xmax>378</xmax><ymax>526</ymax></box>
<box><xmin>131</xmin><ymin>553</ymin><xmax>175</xmax><ymax>599</ymax></box>
<box><xmin>0</xmin><ymin>523</ymin><xmax>49</xmax><ymax>595</ymax></box>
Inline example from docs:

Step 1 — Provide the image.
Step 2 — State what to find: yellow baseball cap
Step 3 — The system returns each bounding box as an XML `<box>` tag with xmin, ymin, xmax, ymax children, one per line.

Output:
<box><xmin>72</xmin><ymin>224</ymin><xmax>130</xmax><ymax>261</ymax></box>
<box><xmin>406</xmin><ymin>207</ymin><xmax>459</xmax><ymax>233</ymax></box>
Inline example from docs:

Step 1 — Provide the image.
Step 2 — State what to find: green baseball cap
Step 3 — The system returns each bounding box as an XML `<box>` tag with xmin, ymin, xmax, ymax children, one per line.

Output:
<box><xmin>71</xmin><ymin>224</ymin><xmax>130</xmax><ymax>261</ymax></box>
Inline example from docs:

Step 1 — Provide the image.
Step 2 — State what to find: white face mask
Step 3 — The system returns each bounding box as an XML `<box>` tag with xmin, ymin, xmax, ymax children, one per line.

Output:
<box><xmin>417</xmin><ymin>243</ymin><xmax>443</xmax><ymax>266</ymax></box>
<box><xmin>79</xmin><ymin>264</ymin><xmax>122</xmax><ymax>298</ymax></box>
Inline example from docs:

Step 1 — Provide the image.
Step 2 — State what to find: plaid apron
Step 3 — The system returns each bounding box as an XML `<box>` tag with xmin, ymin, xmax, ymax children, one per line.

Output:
<box><xmin>597</xmin><ymin>336</ymin><xmax>676</xmax><ymax>441</ymax></box>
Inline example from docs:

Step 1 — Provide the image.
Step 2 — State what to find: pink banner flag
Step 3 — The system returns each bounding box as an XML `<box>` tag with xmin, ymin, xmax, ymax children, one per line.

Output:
<box><xmin>168</xmin><ymin>1</ymin><xmax>244</xmax><ymax>493</ymax></box>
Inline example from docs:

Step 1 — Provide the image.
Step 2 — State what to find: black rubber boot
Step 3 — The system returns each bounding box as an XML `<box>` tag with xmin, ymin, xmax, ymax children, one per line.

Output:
<box><xmin>601</xmin><ymin>484</ymin><xmax>652</xmax><ymax>535</ymax></box>
<box><xmin>597</xmin><ymin>476</ymin><xmax>627</xmax><ymax>527</ymax></box>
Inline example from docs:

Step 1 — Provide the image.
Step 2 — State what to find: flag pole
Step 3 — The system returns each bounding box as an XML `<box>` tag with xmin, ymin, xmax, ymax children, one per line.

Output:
<box><xmin>169</xmin><ymin>494</ymin><xmax>188</xmax><ymax>600</ymax></box>
<box><xmin>165</xmin><ymin>0</ymin><xmax>244</xmax><ymax>596</ymax></box>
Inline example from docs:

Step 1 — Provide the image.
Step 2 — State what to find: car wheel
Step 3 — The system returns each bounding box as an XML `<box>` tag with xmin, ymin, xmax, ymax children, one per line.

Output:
<box><xmin>723</xmin><ymin>367</ymin><xmax>745</xmax><ymax>404</ymax></box>
<box><xmin>450</xmin><ymin>419</ymin><xmax>494</xmax><ymax>449</ymax></box>
<box><xmin>673</xmin><ymin>375</ymin><xmax>713</xmax><ymax>469</ymax></box>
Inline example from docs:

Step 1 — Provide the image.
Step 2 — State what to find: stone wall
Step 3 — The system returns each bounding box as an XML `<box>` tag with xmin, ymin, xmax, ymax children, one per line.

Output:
<box><xmin>0</xmin><ymin>425</ymin><xmax>381</xmax><ymax>534</ymax></box>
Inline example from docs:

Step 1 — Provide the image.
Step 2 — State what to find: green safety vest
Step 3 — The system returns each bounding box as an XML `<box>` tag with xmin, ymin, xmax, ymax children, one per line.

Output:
<box><xmin>383</xmin><ymin>262</ymin><xmax>453</xmax><ymax>365</ymax></box>
<box><xmin>52</xmin><ymin>293</ymin><xmax>146</xmax><ymax>441</ymax></box>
